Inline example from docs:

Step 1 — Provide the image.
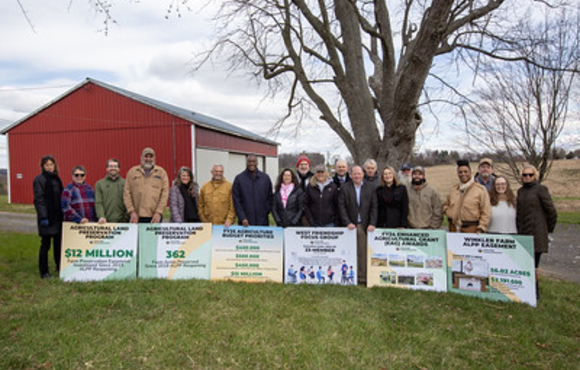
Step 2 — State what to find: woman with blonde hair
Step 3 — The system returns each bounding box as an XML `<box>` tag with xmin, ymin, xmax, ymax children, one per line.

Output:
<box><xmin>169</xmin><ymin>167</ymin><xmax>200</xmax><ymax>223</ymax></box>
<box><xmin>488</xmin><ymin>176</ymin><xmax>517</xmax><ymax>234</ymax></box>
<box><xmin>517</xmin><ymin>165</ymin><xmax>557</xmax><ymax>298</ymax></box>
<box><xmin>376</xmin><ymin>166</ymin><xmax>409</xmax><ymax>228</ymax></box>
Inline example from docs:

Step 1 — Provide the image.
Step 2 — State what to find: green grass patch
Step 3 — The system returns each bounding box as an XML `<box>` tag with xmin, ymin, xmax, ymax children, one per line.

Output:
<box><xmin>557</xmin><ymin>212</ymin><xmax>580</xmax><ymax>225</ymax></box>
<box><xmin>1</xmin><ymin>232</ymin><xmax>579</xmax><ymax>370</ymax></box>
<box><xmin>0</xmin><ymin>195</ymin><xmax>35</xmax><ymax>214</ymax></box>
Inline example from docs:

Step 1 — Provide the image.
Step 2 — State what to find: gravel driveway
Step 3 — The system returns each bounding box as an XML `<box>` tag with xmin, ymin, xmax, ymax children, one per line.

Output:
<box><xmin>1</xmin><ymin>211</ymin><xmax>578</xmax><ymax>283</ymax></box>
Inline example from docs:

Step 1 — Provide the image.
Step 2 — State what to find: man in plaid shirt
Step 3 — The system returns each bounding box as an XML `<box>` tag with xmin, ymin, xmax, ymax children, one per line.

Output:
<box><xmin>61</xmin><ymin>165</ymin><xmax>97</xmax><ymax>224</ymax></box>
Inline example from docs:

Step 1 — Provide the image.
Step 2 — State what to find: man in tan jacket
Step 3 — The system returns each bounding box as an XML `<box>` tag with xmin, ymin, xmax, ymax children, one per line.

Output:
<box><xmin>443</xmin><ymin>160</ymin><xmax>491</xmax><ymax>233</ymax></box>
<box><xmin>123</xmin><ymin>147</ymin><xmax>169</xmax><ymax>223</ymax></box>
<box><xmin>198</xmin><ymin>164</ymin><xmax>236</xmax><ymax>226</ymax></box>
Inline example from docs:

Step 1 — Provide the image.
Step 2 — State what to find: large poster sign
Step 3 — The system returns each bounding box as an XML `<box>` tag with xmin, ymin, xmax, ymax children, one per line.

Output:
<box><xmin>210</xmin><ymin>226</ymin><xmax>284</xmax><ymax>283</ymax></box>
<box><xmin>446</xmin><ymin>233</ymin><xmax>536</xmax><ymax>306</ymax></box>
<box><xmin>284</xmin><ymin>228</ymin><xmax>357</xmax><ymax>285</ymax></box>
<box><xmin>60</xmin><ymin>222</ymin><xmax>138</xmax><ymax>282</ymax></box>
<box><xmin>367</xmin><ymin>229</ymin><xmax>448</xmax><ymax>291</ymax></box>
<box><xmin>138</xmin><ymin>224</ymin><xmax>212</xmax><ymax>280</ymax></box>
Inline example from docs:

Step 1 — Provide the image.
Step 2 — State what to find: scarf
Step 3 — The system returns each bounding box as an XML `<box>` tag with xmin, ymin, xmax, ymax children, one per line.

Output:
<box><xmin>280</xmin><ymin>183</ymin><xmax>294</xmax><ymax>209</ymax></box>
<box><xmin>458</xmin><ymin>177</ymin><xmax>474</xmax><ymax>194</ymax></box>
<box><xmin>179</xmin><ymin>184</ymin><xmax>199</xmax><ymax>222</ymax></box>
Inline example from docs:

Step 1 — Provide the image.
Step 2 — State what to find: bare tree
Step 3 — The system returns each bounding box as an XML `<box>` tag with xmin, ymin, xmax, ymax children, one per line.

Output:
<box><xmin>466</xmin><ymin>10</ymin><xmax>579</xmax><ymax>183</ymax></box>
<box><xmin>190</xmin><ymin>0</ymin><xmax>570</xmax><ymax>168</ymax></box>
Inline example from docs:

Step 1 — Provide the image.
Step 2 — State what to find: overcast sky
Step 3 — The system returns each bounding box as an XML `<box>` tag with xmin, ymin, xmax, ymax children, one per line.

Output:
<box><xmin>1</xmin><ymin>1</ymin><xmax>577</xmax><ymax>170</ymax></box>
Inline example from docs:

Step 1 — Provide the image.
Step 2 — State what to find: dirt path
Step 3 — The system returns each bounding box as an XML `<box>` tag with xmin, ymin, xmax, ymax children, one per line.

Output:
<box><xmin>1</xmin><ymin>211</ymin><xmax>578</xmax><ymax>283</ymax></box>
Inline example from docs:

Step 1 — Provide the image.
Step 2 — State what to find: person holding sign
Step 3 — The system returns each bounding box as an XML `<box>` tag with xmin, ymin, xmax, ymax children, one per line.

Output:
<box><xmin>376</xmin><ymin>165</ymin><xmax>409</xmax><ymax>229</ymax></box>
<box><xmin>232</xmin><ymin>154</ymin><xmax>273</xmax><ymax>226</ymax></box>
<box><xmin>443</xmin><ymin>160</ymin><xmax>490</xmax><ymax>233</ymax></box>
<box><xmin>272</xmin><ymin>168</ymin><xmax>304</xmax><ymax>227</ymax></box>
<box><xmin>338</xmin><ymin>165</ymin><xmax>378</xmax><ymax>284</ymax></box>
<box><xmin>61</xmin><ymin>165</ymin><xmax>97</xmax><ymax>224</ymax></box>
<box><xmin>33</xmin><ymin>155</ymin><xmax>64</xmax><ymax>278</ymax></box>
<box><xmin>123</xmin><ymin>147</ymin><xmax>169</xmax><ymax>223</ymax></box>
<box><xmin>95</xmin><ymin>158</ymin><xmax>128</xmax><ymax>223</ymax></box>
<box><xmin>169</xmin><ymin>167</ymin><xmax>201</xmax><ymax>223</ymax></box>
<box><xmin>198</xmin><ymin>164</ymin><xmax>236</xmax><ymax>226</ymax></box>
<box><xmin>303</xmin><ymin>164</ymin><xmax>339</xmax><ymax>227</ymax></box>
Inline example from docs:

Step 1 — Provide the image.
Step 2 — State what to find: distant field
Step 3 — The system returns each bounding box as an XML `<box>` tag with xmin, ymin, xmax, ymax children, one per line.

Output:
<box><xmin>425</xmin><ymin>159</ymin><xmax>580</xmax><ymax>213</ymax></box>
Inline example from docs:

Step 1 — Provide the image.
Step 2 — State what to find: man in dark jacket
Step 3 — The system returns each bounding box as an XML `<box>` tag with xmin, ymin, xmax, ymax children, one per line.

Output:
<box><xmin>232</xmin><ymin>155</ymin><xmax>273</xmax><ymax>226</ymax></box>
<box><xmin>332</xmin><ymin>159</ymin><xmax>351</xmax><ymax>190</ymax></box>
<box><xmin>338</xmin><ymin>166</ymin><xmax>378</xmax><ymax>285</ymax></box>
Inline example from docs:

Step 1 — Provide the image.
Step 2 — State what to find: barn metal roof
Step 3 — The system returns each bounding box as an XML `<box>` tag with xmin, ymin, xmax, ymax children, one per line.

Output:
<box><xmin>1</xmin><ymin>78</ymin><xmax>278</xmax><ymax>146</ymax></box>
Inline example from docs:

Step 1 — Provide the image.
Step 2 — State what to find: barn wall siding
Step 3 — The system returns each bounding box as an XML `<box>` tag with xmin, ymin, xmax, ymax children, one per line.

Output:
<box><xmin>7</xmin><ymin>83</ymin><xmax>192</xmax><ymax>204</ymax></box>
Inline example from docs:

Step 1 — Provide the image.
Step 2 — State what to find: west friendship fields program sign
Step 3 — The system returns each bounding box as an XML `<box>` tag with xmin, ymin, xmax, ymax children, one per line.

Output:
<box><xmin>446</xmin><ymin>233</ymin><xmax>536</xmax><ymax>306</ymax></box>
<box><xmin>138</xmin><ymin>223</ymin><xmax>212</xmax><ymax>280</ymax></box>
<box><xmin>284</xmin><ymin>228</ymin><xmax>357</xmax><ymax>285</ymax></box>
<box><xmin>367</xmin><ymin>229</ymin><xmax>447</xmax><ymax>291</ymax></box>
<box><xmin>60</xmin><ymin>222</ymin><xmax>138</xmax><ymax>282</ymax></box>
<box><xmin>211</xmin><ymin>226</ymin><xmax>284</xmax><ymax>283</ymax></box>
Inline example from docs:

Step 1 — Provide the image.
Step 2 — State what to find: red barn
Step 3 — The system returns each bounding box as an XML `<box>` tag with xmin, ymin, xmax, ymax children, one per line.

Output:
<box><xmin>1</xmin><ymin>78</ymin><xmax>278</xmax><ymax>204</ymax></box>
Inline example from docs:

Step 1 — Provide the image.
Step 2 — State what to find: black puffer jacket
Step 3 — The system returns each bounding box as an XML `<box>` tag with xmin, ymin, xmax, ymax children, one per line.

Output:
<box><xmin>33</xmin><ymin>171</ymin><xmax>64</xmax><ymax>237</ymax></box>
<box><xmin>272</xmin><ymin>187</ymin><xmax>304</xmax><ymax>227</ymax></box>
<box><xmin>303</xmin><ymin>180</ymin><xmax>339</xmax><ymax>226</ymax></box>
<box><xmin>517</xmin><ymin>181</ymin><xmax>557</xmax><ymax>253</ymax></box>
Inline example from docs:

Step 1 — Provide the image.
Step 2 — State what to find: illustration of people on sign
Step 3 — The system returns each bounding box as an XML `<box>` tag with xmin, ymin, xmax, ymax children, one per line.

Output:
<box><xmin>348</xmin><ymin>266</ymin><xmax>355</xmax><ymax>285</ymax></box>
<box><xmin>299</xmin><ymin>266</ymin><xmax>307</xmax><ymax>283</ymax></box>
<box><xmin>287</xmin><ymin>265</ymin><xmax>297</xmax><ymax>283</ymax></box>
<box><xmin>316</xmin><ymin>266</ymin><xmax>325</xmax><ymax>284</ymax></box>
<box><xmin>341</xmin><ymin>260</ymin><xmax>349</xmax><ymax>285</ymax></box>
<box><xmin>327</xmin><ymin>266</ymin><xmax>334</xmax><ymax>283</ymax></box>
<box><xmin>308</xmin><ymin>266</ymin><xmax>315</xmax><ymax>282</ymax></box>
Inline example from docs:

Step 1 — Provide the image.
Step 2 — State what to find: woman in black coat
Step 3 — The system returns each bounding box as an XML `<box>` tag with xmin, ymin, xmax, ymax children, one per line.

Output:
<box><xmin>517</xmin><ymin>165</ymin><xmax>557</xmax><ymax>266</ymax></box>
<box><xmin>376</xmin><ymin>165</ymin><xmax>409</xmax><ymax>228</ymax></box>
<box><xmin>33</xmin><ymin>155</ymin><xmax>64</xmax><ymax>278</ymax></box>
<box><xmin>272</xmin><ymin>168</ymin><xmax>304</xmax><ymax>227</ymax></box>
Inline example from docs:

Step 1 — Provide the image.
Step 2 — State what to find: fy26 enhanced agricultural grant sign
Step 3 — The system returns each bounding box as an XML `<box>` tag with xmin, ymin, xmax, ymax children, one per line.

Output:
<box><xmin>60</xmin><ymin>222</ymin><xmax>138</xmax><ymax>282</ymax></box>
<box><xmin>211</xmin><ymin>226</ymin><xmax>284</xmax><ymax>283</ymax></box>
<box><xmin>367</xmin><ymin>229</ymin><xmax>447</xmax><ymax>291</ymax></box>
<box><xmin>283</xmin><ymin>228</ymin><xmax>357</xmax><ymax>285</ymax></box>
<box><xmin>138</xmin><ymin>224</ymin><xmax>212</xmax><ymax>280</ymax></box>
<box><xmin>446</xmin><ymin>233</ymin><xmax>536</xmax><ymax>307</ymax></box>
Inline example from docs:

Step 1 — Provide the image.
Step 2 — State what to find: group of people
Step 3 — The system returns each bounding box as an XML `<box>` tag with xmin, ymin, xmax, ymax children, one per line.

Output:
<box><xmin>33</xmin><ymin>150</ymin><xmax>557</xmax><ymax>295</ymax></box>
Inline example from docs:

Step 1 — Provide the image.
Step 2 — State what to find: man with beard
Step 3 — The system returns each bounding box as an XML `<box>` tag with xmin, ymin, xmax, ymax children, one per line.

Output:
<box><xmin>232</xmin><ymin>154</ymin><xmax>273</xmax><ymax>226</ymax></box>
<box><xmin>198</xmin><ymin>164</ymin><xmax>236</xmax><ymax>226</ymax></box>
<box><xmin>123</xmin><ymin>147</ymin><xmax>169</xmax><ymax>223</ymax></box>
<box><xmin>397</xmin><ymin>163</ymin><xmax>413</xmax><ymax>187</ymax></box>
<box><xmin>407</xmin><ymin>166</ymin><xmax>443</xmax><ymax>229</ymax></box>
<box><xmin>474</xmin><ymin>158</ymin><xmax>496</xmax><ymax>192</ymax></box>
<box><xmin>296</xmin><ymin>154</ymin><xmax>314</xmax><ymax>192</ymax></box>
<box><xmin>95</xmin><ymin>158</ymin><xmax>129</xmax><ymax>223</ymax></box>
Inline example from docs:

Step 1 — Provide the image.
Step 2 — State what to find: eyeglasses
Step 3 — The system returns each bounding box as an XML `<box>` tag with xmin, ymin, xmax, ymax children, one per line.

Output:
<box><xmin>522</xmin><ymin>173</ymin><xmax>534</xmax><ymax>177</ymax></box>
<box><xmin>74</xmin><ymin>173</ymin><xmax>86</xmax><ymax>178</ymax></box>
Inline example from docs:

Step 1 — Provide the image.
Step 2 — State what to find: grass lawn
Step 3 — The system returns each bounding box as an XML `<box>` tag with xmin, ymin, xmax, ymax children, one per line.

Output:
<box><xmin>1</xmin><ymin>232</ymin><xmax>579</xmax><ymax>370</ymax></box>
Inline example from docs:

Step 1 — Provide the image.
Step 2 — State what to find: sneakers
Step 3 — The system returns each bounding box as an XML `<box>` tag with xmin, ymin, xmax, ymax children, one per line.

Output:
<box><xmin>40</xmin><ymin>273</ymin><xmax>51</xmax><ymax>279</ymax></box>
